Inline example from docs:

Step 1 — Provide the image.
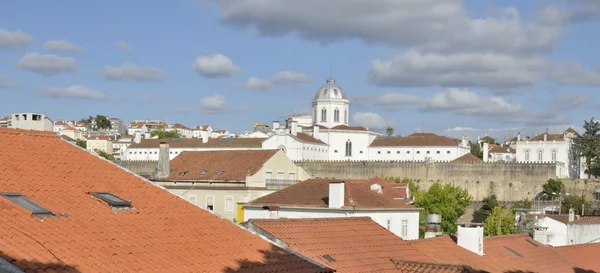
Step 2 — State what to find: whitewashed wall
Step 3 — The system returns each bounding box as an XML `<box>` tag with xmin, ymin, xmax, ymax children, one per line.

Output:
<box><xmin>368</xmin><ymin>146</ymin><xmax>469</xmax><ymax>161</ymax></box>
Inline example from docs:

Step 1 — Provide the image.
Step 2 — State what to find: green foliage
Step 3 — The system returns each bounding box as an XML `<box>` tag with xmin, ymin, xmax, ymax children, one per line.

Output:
<box><xmin>151</xmin><ymin>129</ymin><xmax>182</xmax><ymax>139</ymax></box>
<box><xmin>76</xmin><ymin>140</ymin><xmax>87</xmax><ymax>149</ymax></box>
<box><xmin>386</xmin><ymin>127</ymin><xmax>394</xmax><ymax>137</ymax></box>
<box><xmin>511</xmin><ymin>199</ymin><xmax>532</xmax><ymax>210</ymax></box>
<box><xmin>480</xmin><ymin>194</ymin><xmax>498</xmax><ymax>217</ymax></box>
<box><xmin>561</xmin><ymin>195</ymin><xmax>592</xmax><ymax>215</ymax></box>
<box><xmin>469</xmin><ymin>141</ymin><xmax>483</xmax><ymax>159</ymax></box>
<box><xmin>413</xmin><ymin>182</ymin><xmax>472</xmax><ymax>234</ymax></box>
<box><xmin>84</xmin><ymin>115</ymin><xmax>112</xmax><ymax>130</ymax></box>
<box><xmin>483</xmin><ymin>206</ymin><xmax>516</xmax><ymax>236</ymax></box>
<box><xmin>542</xmin><ymin>179</ymin><xmax>563</xmax><ymax>198</ymax></box>
<box><xmin>572</xmin><ymin>118</ymin><xmax>600</xmax><ymax>177</ymax></box>
<box><xmin>95</xmin><ymin>149</ymin><xmax>116</xmax><ymax>161</ymax></box>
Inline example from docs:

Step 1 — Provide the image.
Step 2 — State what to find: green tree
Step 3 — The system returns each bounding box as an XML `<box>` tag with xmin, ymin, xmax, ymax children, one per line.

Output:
<box><xmin>413</xmin><ymin>183</ymin><xmax>472</xmax><ymax>234</ymax></box>
<box><xmin>483</xmin><ymin>206</ymin><xmax>516</xmax><ymax>236</ymax></box>
<box><xmin>479</xmin><ymin>194</ymin><xmax>499</xmax><ymax>217</ymax></box>
<box><xmin>94</xmin><ymin>115</ymin><xmax>112</xmax><ymax>130</ymax></box>
<box><xmin>386</xmin><ymin>127</ymin><xmax>394</xmax><ymax>137</ymax></box>
<box><xmin>469</xmin><ymin>141</ymin><xmax>483</xmax><ymax>159</ymax></box>
<box><xmin>151</xmin><ymin>129</ymin><xmax>182</xmax><ymax>139</ymax></box>
<box><xmin>95</xmin><ymin>149</ymin><xmax>116</xmax><ymax>161</ymax></box>
<box><xmin>542</xmin><ymin>179</ymin><xmax>563</xmax><ymax>198</ymax></box>
<box><xmin>572</xmin><ymin>118</ymin><xmax>600</xmax><ymax>178</ymax></box>
<box><xmin>76</xmin><ymin>140</ymin><xmax>87</xmax><ymax>149</ymax></box>
<box><xmin>561</xmin><ymin>195</ymin><xmax>592</xmax><ymax>215</ymax></box>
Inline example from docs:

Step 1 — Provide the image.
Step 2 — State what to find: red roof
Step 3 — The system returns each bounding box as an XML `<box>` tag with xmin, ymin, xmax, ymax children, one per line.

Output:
<box><xmin>488</xmin><ymin>144</ymin><xmax>515</xmax><ymax>154</ymax></box>
<box><xmin>529</xmin><ymin>133</ymin><xmax>564</xmax><ymax>141</ymax></box>
<box><xmin>0</xmin><ymin>128</ymin><xmax>331</xmax><ymax>273</ymax></box>
<box><xmin>247</xmin><ymin>178</ymin><xmax>417</xmax><ymax>210</ymax></box>
<box><xmin>295</xmin><ymin>132</ymin><xmax>327</xmax><ymax>145</ymax></box>
<box><xmin>331</xmin><ymin>125</ymin><xmax>368</xmax><ymax>131</ymax></box>
<box><xmin>171</xmin><ymin>123</ymin><xmax>191</xmax><ymax>130</ymax></box>
<box><xmin>543</xmin><ymin>214</ymin><xmax>600</xmax><ymax>225</ymax></box>
<box><xmin>370</xmin><ymin>133</ymin><xmax>458</xmax><ymax>147</ymax></box>
<box><xmin>166</xmin><ymin>150</ymin><xmax>279</xmax><ymax>181</ymax></box>
<box><xmin>245</xmin><ymin>217</ymin><xmax>432</xmax><ymax>272</ymax></box>
<box><xmin>478</xmin><ymin>136</ymin><xmax>496</xmax><ymax>143</ymax></box>
<box><xmin>451</xmin><ymin>153</ymin><xmax>482</xmax><ymax>163</ymax></box>
<box><xmin>555</xmin><ymin>243</ymin><xmax>600</xmax><ymax>272</ymax></box>
<box><xmin>348</xmin><ymin>177</ymin><xmax>409</xmax><ymax>200</ymax></box>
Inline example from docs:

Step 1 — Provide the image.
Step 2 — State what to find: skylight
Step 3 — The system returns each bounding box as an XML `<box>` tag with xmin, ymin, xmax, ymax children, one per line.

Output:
<box><xmin>0</xmin><ymin>192</ymin><xmax>54</xmax><ymax>217</ymax></box>
<box><xmin>503</xmin><ymin>246</ymin><xmax>524</xmax><ymax>258</ymax></box>
<box><xmin>201</xmin><ymin>170</ymin><xmax>208</xmax><ymax>175</ymax></box>
<box><xmin>89</xmin><ymin>192</ymin><xmax>132</xmax><ymax>208</ymax></box>
<box><xmin>322</xmin><ymin>254</ymin><xmax>336</xmax><ymax>262</ymax></box>
<box><xmin>218</xmin><ymin>171</ymin><xmax>225</xmax><ymax>176</ymax></box>
<box><xmin>525</xmin><ymin>239</ymin><xmax>539</xmax><ymax>247</ymax></box>
<box><xmin>179</xmin><ymin>171</ymin><xmax>188</xmax><ymax>176</ymax></box>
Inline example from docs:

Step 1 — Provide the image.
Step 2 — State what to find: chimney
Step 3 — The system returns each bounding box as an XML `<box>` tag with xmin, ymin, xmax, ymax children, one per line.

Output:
<box><xmin>328</xmin><ymin>182</ymin><xmax>345</xmax><ymax>208</ymax></box>
<box><xmin>424</xmin><ymin>214</ymin><xmax>443</xmax><ymax>238</ymax></box>
<box><xmin>290</xmin><ymin>120</ymin><xmax>298</xmax><ymax>136</ymax></box>
<box><xmin>273</xmin><ymin>121</ymin><xmax>280</xmax><ymax>130</ymax></box>
<box><xmin>134</xmin><ymin>131</ymin><xmax>142</xmax><ymax>144</ymax></box>
<box><xmin>457</xmin><ymin>224</ymin><xmax>485</xmax><ymax>256</ymax></box>
<box><xmin>483</xmin><ymin>142</ymin><xmax>489</xmax><ymax>162</ymax></box>
<box><xmin>543</xmin><ymin>133</ymin><xmax>547</xmax><ymax>142</ymax></box>
<box><xmin>144</xmin><ymin>132</ymin><xmax>151</xmax><ymax>139</ymax></box>
<box><xmin>313</xmin><ymin>125</ymin><xmax>320</xmax><ymax>138</ymax></box>
<box><xmin>517</xmin><ymin>132</ymin><xmax>521</xmax><ymax>142</ymax></box>
<box><xmin>157</xmin><ymin>141</ymin><xmax>170</xmax><ymax>180</ymax></box>
<box><xmin>201</xmin><ymin>134</ymin><xmax>208</xmax><ymax>143</ymax></box>
<box><xmin>568</xmin><ymin>208</ymin><xmax>575</xmax><ymax>222</ymax></box>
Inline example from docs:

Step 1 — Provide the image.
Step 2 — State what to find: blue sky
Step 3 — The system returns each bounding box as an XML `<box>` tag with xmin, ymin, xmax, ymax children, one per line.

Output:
<box><xmin>1</xmin><ymin>0</ymin><xmax>600</xmax><ymax>141</ymax></box>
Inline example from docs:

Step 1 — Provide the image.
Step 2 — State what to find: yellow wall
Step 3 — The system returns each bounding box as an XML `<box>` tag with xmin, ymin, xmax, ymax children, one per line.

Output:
<box><xmin>246</xmin><ymin>150</ymin><xmax>311</xmax><ymax>187</ymax></box>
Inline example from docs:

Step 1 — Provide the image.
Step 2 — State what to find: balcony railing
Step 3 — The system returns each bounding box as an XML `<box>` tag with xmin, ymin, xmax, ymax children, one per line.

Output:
<box><xmin>266</xmin><ymin>179</ymin><xmax>301</xmax><ymax>190</ymax></box>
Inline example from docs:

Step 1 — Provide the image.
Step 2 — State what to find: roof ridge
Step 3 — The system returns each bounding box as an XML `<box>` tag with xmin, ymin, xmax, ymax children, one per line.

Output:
<box><xmin>0</xmin><ymin>128</ymin><xmax>58</xmax><ymax>137</ymax></box>
<box><xmin>250</xmin><ymin>217</ymin><xmax>372</xmax><ymax>223</ymax></box>
<box><xmin>391</xmin><ymin>259</ymin><xmax>475</xmax><ymax>270</ymax></box>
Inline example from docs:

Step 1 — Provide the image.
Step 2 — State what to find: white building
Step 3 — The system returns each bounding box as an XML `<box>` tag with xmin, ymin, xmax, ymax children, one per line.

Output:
<box><xmin>515</xmin><ymin>128</ymin><xmax>579</xmax><ymax>178</ymax></box>
<box><xmin>167</xmin><ymin>123</ymin><xmax>193</xmax><ymax>138</ymax></box>
<box><xmin>533</xmin><ymin>211</ymin><xmax>600</xmax><ymax>246</ymax></box>
<box><xmin>112</xmin><ymin>136</ymin><xmax>133</xmax><ymax>160</ymax></box>
<box><xmin>127</xmin><ymin>119</ymin><xmax>166</xmax><ymax>135</ymax></box>
<box><xmin>244</xmin><ymin>177</ymin><xmax>421</xmax><ymax>240</ymax></box>
<box><xmin>87</xmin><ymin>135</ymin><xmax>113</xmax><ymax>155</ymax></box>
<box><xmin>9</xmin><ymin>113</ymin><xmax>53</xmax><ymax>131</ymax></box>
<box><xmin>483</xmin><ymin>143</ymin><xmax>516</xmax><ymax>162</ymax></box>
<box><xmin>262</xmin><ymin>77</ymin><xmax>470</xmax><ymax>162</ymax></box>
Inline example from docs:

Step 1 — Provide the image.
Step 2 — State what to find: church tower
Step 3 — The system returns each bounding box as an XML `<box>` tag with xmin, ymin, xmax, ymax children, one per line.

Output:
<box><xmin>312</xmin><ymin>77</ymin><xmax>349</xmax><ymax>128</ymax></box>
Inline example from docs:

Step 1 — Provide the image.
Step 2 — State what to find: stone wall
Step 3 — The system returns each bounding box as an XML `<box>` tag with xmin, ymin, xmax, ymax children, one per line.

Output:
<box><xmin>295</xmin><ymin>161</ymin><xmax>599</xmax><ymax>201</ymax></box>
<box><xmin>115</xmin><ymin>160</ymin><xmax>157</xmax><ymax>177</ymax></box>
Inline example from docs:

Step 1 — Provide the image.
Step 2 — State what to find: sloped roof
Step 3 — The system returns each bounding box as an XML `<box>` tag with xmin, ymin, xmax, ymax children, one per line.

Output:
<box><xmin>555</xmin><ymin>243</ymin><xmax>600</xmax><ymax>272</ymax></box>
<box><xmin>451</xmin><ymin>153</ymin><xmax>482</xmax><ymax>163</ymax></box>
<box><xmin>128</xmin><ymin>137</ymin><xmax>264</xmax><ymax>149</ymax></box>
<box><xmin>331</xmin><ymin>125</ymin><xmax>368</xmax><ymax>131</ymax></box>
<box><xmin>370</xmin><ymin>133</ymin><xmax>458</xmax><ymax>147</ymax></box>
<box><xmin>166</xmin><ymin>150</ymin><xmax>279</xmax><ymax>181</ymax></box>
<box><xmin>171</xmin><ymin>123</ymin><xmax>191</xmax><ymax>130</ymax></box>
<box><xmin>543</xmin><ymin>214</ymin><xmax>600</xmax><ymax>225</ymax></box>
<box><xmin>246</xmin><ymin>217</ymin><xmax>432</xmax><ymax>272</ymax></box>
<box><xmin>488</xmin><ymin>144</ymin><xmax>515</xmax><ymax>154</ymax></box>
<box><xmin>295</xmin><ymin>132</ymin><xmax>328</xmax><ymax>145</ymax></box>
<box><xmin>478</xmin><ymin>136</ymin><xmax>496</xmax><ymax>143</ymax></box>
<box><xmin>0</xmin><ymin>128</ymin><xmax>331</xmax><ymax>273</ymax></box>
<box><xmin>391</xmin><ymin>260</ymin><xmax>484</xmax><ymax>273</ymax></box>
<box><xmin>247</xmin><ymin>178</ymin><xmax>417</xmax><ymax>210</ymax></box>
<box><xmin>60</xmin><ymin>135</ymin><xmax>76</xmax><ymax>142</ymax></box>
<box><xmin>349</xmin><ymin>177</ymin><xmax>409</xmax><ymax>200</ymax></box>
<box><xmin>529</xmin><ymin>133</ymin><xmax>564</xmax><ymax>141</ymax></box>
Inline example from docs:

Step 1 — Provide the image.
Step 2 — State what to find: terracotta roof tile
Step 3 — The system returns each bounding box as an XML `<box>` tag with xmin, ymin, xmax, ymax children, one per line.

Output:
<box><xmin>370</xmin><ymin>133</ymin><xmax>458</xmax><ymax>147</ymax></box>
<box><xmin>60</xmin><ymin>135</ymin><xmax>76</xmax><ymax>142</ymax></box>
<box><xmin>171</xmin><ymin>123</ymin><xmax>191</xmax><ymax>130</ymax></box>
<box><xmin>555</xmin><ymin>243</ymin><xmax>600</xmax><ymax>272</ymax></box>
<box><xmin>295</xmin><ymin>133</ymin><xmax>328</xmax><ymax>145</ymax></box>
<box><xmin>488</xmin><ymin>145</ymin><xmax>515</xmax><ymax>154</ymax></box>
<box><xmin>529</xmin><ymin>133</ymin><xmax>564</xmax><ymax>141</ymax></box>
<box><xmin>391</xmin><ymin>260</ymin><xmax>484</xmax><ymax>273</ymax></box>
<box><xmin>478</xmin><ymin>136</ymin><xmax>496</xmax><ymax>143</ymax></box>
<box><xmin>128</xmin><ymin>137</ymin><xmax>264</xmax><ymax>149</ymax></box>
<box><xmin>246</xmin><ymin>217</ymin><xmax>432</xmax><ymax>272</ymax></box>
<box><xmin>331</xmin><ymin>125</ymin><xmax>369</xmax><ymax>131</ymax></box>
<box><xmin>543</xmin><ymin>214</ymin><xmax>600</xmax><ymax>225</ymax></box>
<box><xmin>0</xmin><ymin>128</ymin><xmax>332</xmax><ymax>273</ymax></box>
<box><xmin>248</xmin><ymin>178</ymin><xmax>417</xmax><ymax>210</ymax></box>
<box><xmin>349</xmin><ymin>177</ymin><xmax>409</xmax><ymax>200</ymax></box>
<box><xmin>451</xmin><ymin>153</ymin><xmax>482</xmax><ymax>163</ymax></box>
<box><xmin>166</xmin><ymin>149</ymin><xmax>279</xmax><ymax>181</ymax></box>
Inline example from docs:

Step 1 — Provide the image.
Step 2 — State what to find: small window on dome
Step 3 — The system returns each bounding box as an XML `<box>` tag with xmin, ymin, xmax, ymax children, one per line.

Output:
<box><xmin>323</xmin><ymin>89</ymin><xmax>328</xmax><ymax>96</ymax></box>
<box><xmin>334</xmin><ymin>89</ymin><xmax>338</xmax><ymax>95</ymax></box>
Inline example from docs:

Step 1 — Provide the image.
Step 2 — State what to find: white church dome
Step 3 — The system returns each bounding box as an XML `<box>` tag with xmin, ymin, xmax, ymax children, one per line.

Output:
<box><xmin>313</xmin><ymin>77</ymin><xmax>348</xmax><ymax>100</ymax></box>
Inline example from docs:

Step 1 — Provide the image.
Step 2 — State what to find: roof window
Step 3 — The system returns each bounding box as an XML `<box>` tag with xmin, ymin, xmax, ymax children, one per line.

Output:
<box><xmin>89</xmin><ymin>192</ymin><xmax>132</xmax><ymax>208</ymax></box>
<box><xmin>322</xmin><ymin>254</ymin><xmax>336</xmax><ymax>262</ymax></box>
<box><xmin>201</xmin><ymin>170</ymin><xmax>208</xmax><ymax>175</ymax></box>
<box><xmin>1</xmin><ymin>192</ymin><xmax>54</xmax><ymax>217</ymax></box>
<box><xmin>218</xmin><ymin>171</ymin><xmax>225</xmax><ymax>176</ymax></box>
<box><xmin>180</xmin><ymin>171</ymin><xmax>188</xmax><ymax>176</ymax></box>
<box><xmin>503</xmin><ymin>246</ymin><xmax>524</xmax><ymax>258</ymax></box>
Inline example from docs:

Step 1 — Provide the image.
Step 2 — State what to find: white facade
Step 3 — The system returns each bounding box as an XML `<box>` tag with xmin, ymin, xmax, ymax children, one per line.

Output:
<box><xmin>244</xmin><ymin>207</ymin><xmax>420</xmax><ymax>240</ymax></box>
<box><xmin>87</xmin><ymin>136</ymin><xmax>113</xmax><ymax>154</ymax></box>
<box><xmin>312</xmin><ymin>77</ymin><xmax>350</xmax><ymax>128</ymax></box>
<box><xmin>368</xmin><ymin>145</ymin><xmax>469</xmax><ymax>161</ymax></box>
<box><xmin>483</xmin><ymin>143</ymin><xmax>516</xmax><ymax>163</ymax></box>
<box><xmin>515</xmin><ymin>130</ymin><xmax>577</xmax><ymax>178</ymax></box>
<box><xmin>112</xmin><ymin>137</ymin><xmax>133</xmax><ymax>160</ymax></box>
<box><xmin>261</xmin><ymin>131</ymin><xmax>329</xmax><ymax>161</ymax></box>
<box><xmin>126</xmin><ymin>146</ymin><xmax>264</xmax><ymax>161</ymax></box>
<box><xmin>9</xmin><ymin>113</ymin><xmax>53</xmax><ymax>131</ymax></box>
<box><xmin>534</xmin><ymin>215</ymin><xmax>600</xmax><ymax>246</ymax></box>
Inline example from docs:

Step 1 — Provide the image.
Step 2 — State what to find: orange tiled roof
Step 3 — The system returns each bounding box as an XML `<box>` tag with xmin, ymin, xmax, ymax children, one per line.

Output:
<box><xmin>478</xmin><ymin>136</ymin><xmax>496</xmax><ymax>143</ymax></box>
<box><xmin>529</xmin><ymin>133</ymin><xmax>564</xmax><ymax>141</ymax></box>
<box><xmin>543</xmin><ymin>214</ymin><xmax>600</xmax><ymax>225</ymax></box>
<box><xmin>488</xmin><ymin>144</ymin><xmax>515</xmax><ymax>154</ymax></box>
<box><xmin>171</xmin><ymin>123</ymin><xmax>191</xmax><ymax>130</ymax></box>
<box><xmin>60</xmin><ymin>135</ymin><xmax>76</xmax><ymax>142</ymax></box>
<box><xmin>555</xmin><ymin>243</ymin><xmax>600</xmax><ymax>272</ymax></box>
<box><xmin>166</xmin><ymin>149</ymin><xmax>279</xmax><ymax>181</ymax></box>
<box><xmin>391</xmin><ymin>260</ymin><xmax>485</xmax><ymax>273</ymax></box>
<box><xmin>248</xmin><ymin>178</ymin><xmax>417</xmax><ymax>209</ymax></box>
<box><xmin>0</xmin><ymin>128</ymin><xmax>332</xmax><ymax>273</ymax></box>
<box><xmin>214</xmin><ymin>129</ymin><xmax>228</xmax><ymax>133</ymax></box>
<box><xmin>128</xmin><ymin>137</ymin><xmax>264</xmax><ymax>149</ymax></box>
<box><xmin>245</xmin><ymin>217</ymin><xmax>432</xmax><ymax>272</ymax></box>
<box><xmin>331</xmin><ymin>125</ymin><xmax>368</xmax><ymax>131</ymax></box>
<box><xmin>370</xmin><ymin>133</ymin><xmax>458</xmax><ymax>147</ymax></box>
<box><xmin>349</xmin><ymin>177</ymin><xmax>409</xmax><ymax>200</ymax></box>
<box><xmin>451</xmin><ymin>153</ymin><xmax>482</xmax><ymax>163</ymax></box>
<box><xmin>295</xmin><ymin>132</ymin><xmax>327</xmax><ymax>145</ymax></box>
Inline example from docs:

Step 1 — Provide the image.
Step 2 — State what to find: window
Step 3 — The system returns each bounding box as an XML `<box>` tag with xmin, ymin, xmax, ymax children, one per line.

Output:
<box><xmin>321</xmin><ymin>108</ymin><xmax>327</xmax><ymax>122</ymax></box>
<box><xmin>218</xmin><ymin>170</ymin><xmax>225</xmax><ymax>176</ymax></box>
<box><xmin>537</xmin><ymin>149</ymin><xmax>543</xmax><ymax>161</ymax></box>
<box><xmin>397</xmin><ymin>151</ymin><xmax>400</xmax><ymax>154</ymax></box>
<box><xmin>436</xmin><ymin>151</ymin><xmax>440</xmax><ymax>154</ymax></box>
<box><xmin>524</xmin><ymin>150</ymin><xmax>530</xmax><ymax>161</ymax></box>
<box><xmin>334</xmin><ymin>109</ymin><xmax>340</xmax><ymax>122</ymax></box>
<box><xmin>0</xmin><ymin>192</ymin><xmax>53</xmax><ymax>217</ymax></box>
<box><xmin>206</xmin><ymin>195</ymin><xmax>215</xmax><ymax>211</ymax></box>
<box><xmin>225</xmin><ymin>196</ymin><xmax>234</xmax><ymax>214</ymax></box>
<box><xmin>188</xmin><ymin>195</ymin><xmax>197</xmax><ymax>205</ymax></box>
<box><xmin>378</xmin><ymin>151</ymin><xmax>381</xmax><ymax>154</ymax></box>
<box><xmin>595</xmin><ymin>189</ymin><xmax>600</xmax><ymax>200</ymax></box>
<box><xmin>265</xmin><ymin>171</ymin><xmax>272</xmax><ymax>181</ymax></box>
<box><xmin>344</xmin><ymin>109</ymin><xmax>348</xmax><ymax>124</ymax></box>
<box><xmin>179</xmin><ymin>171</ymin><xmax>188</xmax><ymax>176</ymax></box>
<box><xmin>406</xmin><ymin>151</ymin><xmax>410</xmax><ymax>154</ymax></box>
<box><xmin>416</xmin><ymin>151</ymin><xmax>420</xmax><ymax>154</ymax></box>
<box><xmin>386</xmin><ymin>219</ymin><xmax>391</xmax><ymax>230</ymax></box>
<box><xmin>313</xmin><ymin>107</ymin><xmax>317</xmax><ymax>123</ymax></box>
<box><xmin>447</xmin><ymin>151</ymin><xmax>451</xmax><ymax>154</ymax></box>
<box><xmin>387</xmin><ymin>151</ymin><xmax>391</xmax><ymax>154</ymax></box>
<box><xmin>201</xmin><ymin>170</ymin><xmax>208</xmax><ymax>175</ymax></box>
<box><xmin>289</xmin><ymin>172</ymin><xmax>296</xmax><ymax>182</ymax></box>
<box><xmin>551</xmin><ymin>149</ymin><xmax>557</xmax><ymax>161</ymax></box>
<box><xmin>89</xmin><ymin>192</ymin><xmax>132</xmax><ymax>208</ymax></box>
<box><xmin>360</xmin><ymin>151</ymin><xmax>363</xmax><ymax>154</ymax></box>
<box><xmin>334</xmin><ymin>150</ymin><xmax>338</xmax><ymax>153</ymax></box>
<box><xmin>426</xmin><ymin>151</ymin><xmax>430</xmax><ymax>154</ymax></box>
<box><xmin>401</xmin><ymin>220</ymin><xmax>408</xmax><ymax>237</ymax></box>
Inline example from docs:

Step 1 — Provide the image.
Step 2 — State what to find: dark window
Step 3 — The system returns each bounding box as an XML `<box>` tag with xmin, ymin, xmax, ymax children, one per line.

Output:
<box><xmin>377</xmin><ymin>151</ymin><xmax>381</xmax><ymax>154</ymax></box>
<box><xmin>207</xmin><ymin>205</ymin><xmax>214</xmax><ymax>211</ymax></box>
<box><xmin>345</xmin><ymin>140</ymin><xmax>352</xmax><ymax>157</ymax></box>
<box><xmin>447</xmin><ymin>151</ymin><xmax>451</xmax><ymax>154</ymax></box>
<box><xmin>0</xmin><ymin>192</ymin><xmax>54</xmax><ymax>217</ymax></box>
<box><xmin>360</xmin><ymin>151</ymin><xmax>363</xmax><ymax>154</ymax></box>
<box><xmin>436</xmin><ymin>151</ymin><xmax>440</xmax><ymax>154</ymax></box>
<box><xmin>426</xmin><ymin>151</ymin><xmax>430</xmax><ymax>154</ymax></box>
<box><xmin>406</xmin><ymin>151</ymin><xmax>410</xmax><ymax>154</ymax></box>
<box><xmin>387</xmin><ymin>151</ymin><xmax>391</xmax><ymax>154</ymax></box>
<box><xmin>397</xmin><ymin>151</ymin><xmax>400</xmax><ymax>154</ymax></box>
<box><xmin>334</xmin><ymin>150</ymin><xmax>338</xmax><ymax>153</ymax></box>
<box><xmin>417</xmin><ymin>151</ymin><xmax>420</xmax><ymax>154</ymax></box>
<box><xmin>89</xmin><ymin>192</ymin><xmax>131</xmax><ymax>208</ymax></box>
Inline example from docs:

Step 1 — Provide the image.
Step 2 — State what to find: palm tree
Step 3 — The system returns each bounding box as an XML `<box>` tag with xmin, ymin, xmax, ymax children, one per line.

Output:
<box><xmin>386</xmin><ymin>127</ymin><xmax>394</xmax><ymax>137</ymax></box>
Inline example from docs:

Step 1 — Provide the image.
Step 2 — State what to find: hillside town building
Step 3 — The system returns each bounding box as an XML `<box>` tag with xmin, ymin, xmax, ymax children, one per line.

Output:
<box><xmin>6</xmin><ymin>113</ymin><xmax>53</xmax><ymax>131</ymax></box>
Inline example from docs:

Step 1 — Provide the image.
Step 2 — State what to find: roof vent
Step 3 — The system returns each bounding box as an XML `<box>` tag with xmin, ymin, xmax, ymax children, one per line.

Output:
<box><xmin>370</xmin><ymin>184</ymin><xmax>383</xmax><ymax>194</ymax></box>
<box><xmin>179</xmin><ymin>170</ymin><xmax>188</xmax><ymax>176</ymax></box>
<box><xmin>1</xmin><ymin>192</ymin><xmax>54</xmax><ymax>218</ymax></box>
<box><xmin>218</xmin><ymin>171</ymin><xmax>225</xmax><ymax>176</ymax></box>
<box><xmin>322</xmin><ymin>254</ymin><xmax>336</xmax><ymax>263</ymax></box>
<box><xmin>89</xmin><ymin>192</ymin><xmax>132</xmax><ymax>209</ymax></box>
<box><xmin>201</xmin><ymin>170</ymin><xmax>208</xmax><ymax>175</ymax></box>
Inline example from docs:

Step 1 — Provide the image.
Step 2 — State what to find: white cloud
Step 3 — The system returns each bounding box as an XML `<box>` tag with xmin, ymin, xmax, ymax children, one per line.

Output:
<box><xmin>549</xmin><ymin>62</ymin><xmax>600</xmax><ymax>86</ymax></box>
<box><xmin>43</xmin><ymin>40</ymin><xmax>83</xmax><ymax>53</ymax></box>
<box><xmin>192</xmin><ymin>54</ymin><xmax>241</xmax><ymax>78</ymax></box>
<box><xmin>568</xmin><ymin>0</ymin><xmax>600</xmax><ymax>22</ymax></box>
<box><xmin>424</xmin><ymin>88</ymin><xmax>520</xmax><ymax>116</ymax></box>
<box><xmin>375</xmin><ymin>93</ymin><xmax>424</xmax><ymax>110</ymax></box>
<box><xmin>0</xmin><ymin>75</ymin><xmax>17</xmax><ymax>88</ymax></box>
<box><xmin>114</xmin><ymin>41</ymin><xmax>131</xmax><ymax>51</ymax></box>
<box><xmin>101</xmin><ymin>63</ymin><xmax>164</xmax><ymax>82</ymax></box>
<box><xmin>39</xmin><ymin>85</ymin><xmax>106</xmax><ymax>101</ymax></box>
<box><xmin>367</xmin><ymin>50</ymin><xmax>547</xmax><ymax>89</ymax></box>
<box><xmin>16</xmin><ymin>52</ymin><xmax>77</xmax><ymax>76</ymax></box>
<box><xmin>0</xmin><ymin>29</ymin><xmax>34</xmax><ymax>49</ymax></box>
<box><xmin>271</xmin><ymin>71</ymin><xmax>310</xmax><ymax>84</ymax></box>
<box><xmin>244</xmin><ymin>77</ymin><xmax>273</xmax><ymax>91</ymax></box>
<box><xmin>209</xmin><ymin>1</ymin><xmax>564</xmax><ymax>54</ymax></box>
<box><xmin>200</xmin><ymin>94</ymin><xmax>228</xmax><ymax>114</ymax></box>
<box><xmin>555</xmin><ymin>94</ymin><xmax>590</xmax><ymax>108</ymax></box>
<box><xmin>352</xmin><ymin>112</ymin><xmax>395</xmax><ymax>131</ymax></box>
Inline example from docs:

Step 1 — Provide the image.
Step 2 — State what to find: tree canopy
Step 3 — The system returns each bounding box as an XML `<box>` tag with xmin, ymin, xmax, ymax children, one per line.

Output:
<box><xmin>84</xmin><ymin>115</ymin><xmax>112</xmax><ymax>131</ymax></box>
<box><xmin>469</xmin><ymin>141</ymin><xmax>483</xmax><ymax>159</ymax></box>
<box><xmin>572</xmin><ymin>118</ymin><xmax>600</xmax><ymax>178</ymax></box>
<box><xmin>151</xmin><ymin>129</ymin><xmax>182</xmax><ymax>139</ymax></box>
<box><xmin>386</xmin><ymin>127</ymin><xmax>394</xmax><ymax>137</ymax></box>
<box><xmin>483</xmin><ymin>206</ymin><xmax>516</xmax><ymax>236</ymax></box>
<box><xmin>542</xmin><ymin>179</ymin><xmax>563</xmax><ymax>198</ymax></box>
<box><xmin>561</xmin><ymin>195</ymin><xmax>592</xmax><ymax>215</ymax></box>
<box><xmin>413</xmin><ymin>182</ymin><xmax>472</xmax><ymax>234</ymax></box>
<box><xmin>479</xmin><ymin>194</ymin><xmax>499</xmax><ymax>217</ymax></box>
<box><xmin>75</xmin><ymin>140</ymin><xmax>87</xmax><ymax>149</ymax></box>
<box><xmin>95</xmin><ymin>149</ymin><xmax>115</xmax><ymax>161</ymax></box>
